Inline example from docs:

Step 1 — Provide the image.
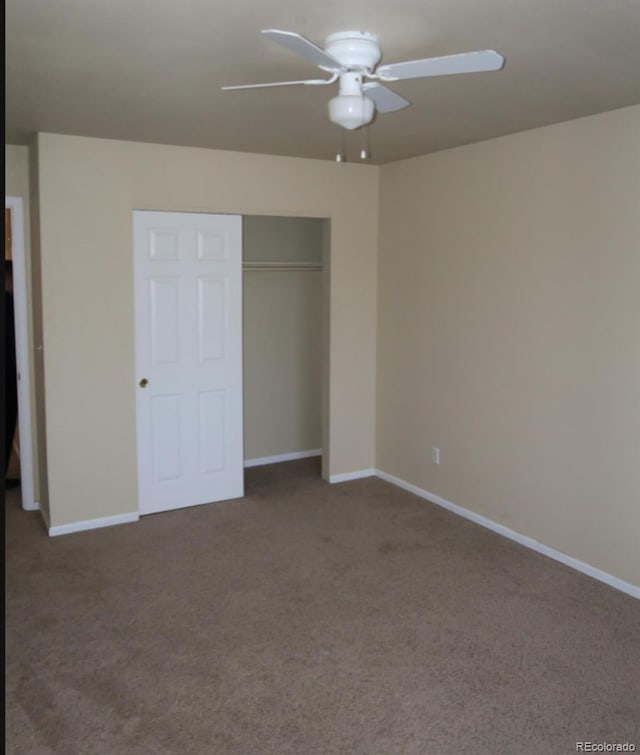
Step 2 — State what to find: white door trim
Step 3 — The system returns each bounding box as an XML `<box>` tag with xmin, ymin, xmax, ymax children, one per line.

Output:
<box><xmin>5</xmin><ymin>197</ymin><xmax>37</xmax><ymax>511</ymax></box>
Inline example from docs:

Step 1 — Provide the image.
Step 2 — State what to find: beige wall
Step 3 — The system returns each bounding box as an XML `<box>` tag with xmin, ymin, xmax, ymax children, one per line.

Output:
<box><xmin>5</xmin><ymin>145</ymin><xmax>30</xmax><ymax>208</ymax></box>
<box><xmin>35</xmin><ymin>133</ymin><xmax>378</xmax><ymax>527</ymax></box>
<box><xmin>243</xmin><ymin>215</ymin><xmax>324</xmax><ymax>264</ymax></box>
<box><xmin>377</xmin><ymin>105</ymin><xmax>640</xmax><ymax>586</ymax></box>
<box><xmin>243</xmin><ymin>215</ymin><xmax>324</xmax><ymax>460</ymax></box>
<box><xmin>243</xmin><ymin>271</ymin><xmax>322</xmax><ymax>460</ymax></box>
<box><xmin>5</xmin><ymin>145</ymin><xmax>41</xmax><ymax>503</ymax></box>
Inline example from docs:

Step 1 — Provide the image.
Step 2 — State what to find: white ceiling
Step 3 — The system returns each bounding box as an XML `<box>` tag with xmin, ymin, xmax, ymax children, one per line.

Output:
<box><xmin>6</xmin><ymin>0</ymin><xmax>640</xmax><ymax>164</ymax></box>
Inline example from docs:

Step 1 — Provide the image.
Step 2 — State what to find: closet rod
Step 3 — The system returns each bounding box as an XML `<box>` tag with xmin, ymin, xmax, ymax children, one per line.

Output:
<box><xmin>242</xmin><ymin>261</ymin><xmax>323</xmax><ymax>272</ymax></box>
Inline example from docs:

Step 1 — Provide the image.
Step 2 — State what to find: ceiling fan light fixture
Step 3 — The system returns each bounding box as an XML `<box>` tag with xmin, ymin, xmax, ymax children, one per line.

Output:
<box><xmin>224</xmin><ymin>29</ymin><xmax>505</xmax><ymax>141</ymax></box>
<box><xmin>328</xmin><ymin>94</ymin><xmax>374</xmax><ymax>130</ymax></box>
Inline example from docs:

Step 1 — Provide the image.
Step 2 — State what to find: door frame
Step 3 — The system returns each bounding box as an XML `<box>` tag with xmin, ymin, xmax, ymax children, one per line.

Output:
<box><xmin>5</xmin><ymin>196</ymin><xmax>37</xmax><ymax>511</ymax></box>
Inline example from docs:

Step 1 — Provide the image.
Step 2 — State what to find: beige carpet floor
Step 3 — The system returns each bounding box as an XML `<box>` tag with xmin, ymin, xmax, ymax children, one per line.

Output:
<box><xmin>5</xmin><ymin>458</ymin><xmax>640</xmax><ymax>754</ymax></box>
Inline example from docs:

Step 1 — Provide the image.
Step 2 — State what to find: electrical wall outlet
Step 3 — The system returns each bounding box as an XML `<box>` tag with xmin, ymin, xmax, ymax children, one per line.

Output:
<box><xmin>432</xmin><ymin>446</ymin><xmax>440</xmax><ymax>465</ymax></box>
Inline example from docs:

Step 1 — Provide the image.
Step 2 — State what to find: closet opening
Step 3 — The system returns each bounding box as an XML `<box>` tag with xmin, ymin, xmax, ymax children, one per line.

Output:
<box><xmin>242</xmin><ymin>215</ymin><xmax>329</xmax><ymax>481</ymax></box>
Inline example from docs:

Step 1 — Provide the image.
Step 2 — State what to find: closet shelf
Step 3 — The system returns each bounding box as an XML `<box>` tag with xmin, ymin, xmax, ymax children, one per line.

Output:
<box><xmin>242</xmin><ymin>261</ymin><xmax>323</xmax><ymax>272</ymax></box>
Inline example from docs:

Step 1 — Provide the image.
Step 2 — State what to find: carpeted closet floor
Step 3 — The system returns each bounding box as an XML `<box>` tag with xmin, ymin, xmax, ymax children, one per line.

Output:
<box><xmin>5</xmin><ymin>458</ymin><xmax>640</xmax><ymax>754</ymax></box>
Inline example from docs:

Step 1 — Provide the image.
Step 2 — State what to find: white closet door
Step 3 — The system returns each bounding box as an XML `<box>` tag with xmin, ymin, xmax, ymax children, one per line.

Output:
<box><xmin>134</xmin><ymin>210</ymin><xmax>243</xmax><ymax>515</ymax></box>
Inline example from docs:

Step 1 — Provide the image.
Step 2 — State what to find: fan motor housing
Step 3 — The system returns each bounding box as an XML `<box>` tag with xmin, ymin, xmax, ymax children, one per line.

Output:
<box><xmin>324</xmin><ymin>31</ymin><xmax>381</xmax><ymax>71</ymax></box>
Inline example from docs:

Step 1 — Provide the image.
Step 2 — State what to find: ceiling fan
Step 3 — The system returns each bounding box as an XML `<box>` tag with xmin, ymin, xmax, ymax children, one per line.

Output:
<box><xmin>223</xmin><ymin>30</ymin><xmax>505</xmax><ymax>131</ymax></box>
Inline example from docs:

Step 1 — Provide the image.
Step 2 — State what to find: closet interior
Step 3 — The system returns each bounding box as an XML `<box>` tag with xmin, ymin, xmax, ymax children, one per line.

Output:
<box><xmin>242</xmin><ymin>215</ymin><xmax>328</xmax><ymax>468</ymax></box>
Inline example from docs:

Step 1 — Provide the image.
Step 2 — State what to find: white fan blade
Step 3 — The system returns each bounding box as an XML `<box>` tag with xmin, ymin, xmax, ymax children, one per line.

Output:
<box><xmin>362</xmin><ymin>83</ymin><xmax>410</xmax><ymax>113</ymax></box>
<box><xmin>377</xmin><ymin>50</ymin><xmax>504</xmax><ymax>81</ymax></box>
<box><xmin>222</xmin><ymin>74</ymin><xmax>338</xmax><ymax>91</ymax></box>
<box><xmin>262</xmin><ymin>29</ymin><xmax>342</xmax><ymax>71</ymax></box>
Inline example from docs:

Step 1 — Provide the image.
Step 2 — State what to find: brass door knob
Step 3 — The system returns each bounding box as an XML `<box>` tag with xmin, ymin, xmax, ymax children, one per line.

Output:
<box><xmin>139</xmin><ymin>378</ymin><xmax>149</xmax><ymax>388</ymax></box>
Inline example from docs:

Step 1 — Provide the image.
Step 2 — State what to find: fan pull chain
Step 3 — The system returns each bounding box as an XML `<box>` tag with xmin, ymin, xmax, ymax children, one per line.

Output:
<box><xmin>360</xmin><ymin>124</ymin><xmax>371</xmax><ymax>160</ymax></box>
<box><xmin>336</xmin><ymin>128</ymin><xmax>346</xmax><ymax>163</ymax></box>
<box><xmin>360</xmin><ymin>94</ymin><xmax>370</xmax><ymax>160</ymax></box>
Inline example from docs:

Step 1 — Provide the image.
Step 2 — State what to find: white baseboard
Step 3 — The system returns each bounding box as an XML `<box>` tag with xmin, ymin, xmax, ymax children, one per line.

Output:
<box><xmin>375</xmin><ymin>469</ymin><xmax>640</xmax><ymax>600</ymax></box>
<box><xmin>244</xmin><ymin>449</ymin><xmax>321</xmax><ymax>468</ymax></box>
<box><xmin>23</xmin><ymin>499</ymin><xmax>40</xmax><ymax>512</ymax></box>
<box><xmin>48</xmin><ymin>512</ymin><xmax>139</xmax><ymax>537</ymax></box>
<box><xmin>329</xmin><ymin>468</ymin><xmax>376</xmax><ymax>484</ymax></box>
